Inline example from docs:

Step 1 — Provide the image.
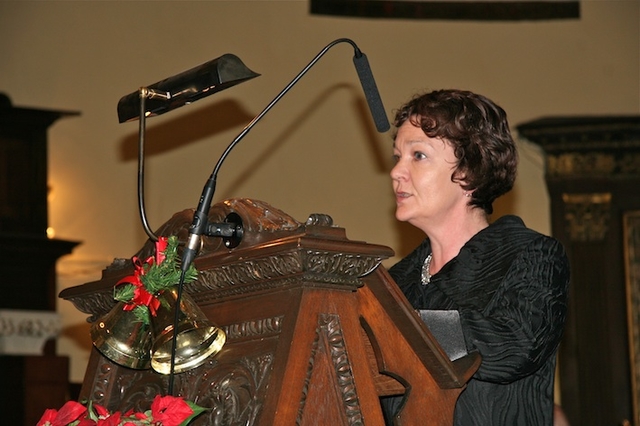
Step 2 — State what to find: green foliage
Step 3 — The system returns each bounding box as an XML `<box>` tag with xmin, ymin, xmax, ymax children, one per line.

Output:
<box><xmin>142</xmin><ymin>236</ymin><xmax>198</xmax><ymax>294</ymax></box>
<box><xmin>111</xmin><ymin>236</ymin><xmax>199</xmax><ymax>326</ymax></box>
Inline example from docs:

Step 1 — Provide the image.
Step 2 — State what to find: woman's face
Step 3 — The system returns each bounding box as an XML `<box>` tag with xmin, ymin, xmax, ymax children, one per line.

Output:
<box><xmin>390</xmin><ymin>119</ymin><xmax>467</xmax><ymax>230</ymax></box>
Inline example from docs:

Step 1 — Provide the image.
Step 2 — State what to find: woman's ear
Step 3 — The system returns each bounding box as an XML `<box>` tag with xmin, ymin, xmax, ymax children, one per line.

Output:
<box><xmin>452</xmin><ymin>169</ymin><xmax>470</xmax><ymax>188</ymax></box>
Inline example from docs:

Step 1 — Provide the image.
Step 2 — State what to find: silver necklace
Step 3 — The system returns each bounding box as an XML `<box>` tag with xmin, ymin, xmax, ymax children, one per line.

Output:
<box><xmin>421</xmin><ymin>253</ymin><xmax>432</xmax><ymax>286</ymax></box>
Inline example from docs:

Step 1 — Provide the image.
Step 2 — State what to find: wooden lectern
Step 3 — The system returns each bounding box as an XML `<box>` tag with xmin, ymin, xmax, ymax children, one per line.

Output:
<box><xmin>60</xmin><ymin>199</ymin><xmax>480</xmax><ymax>425</ymax></box>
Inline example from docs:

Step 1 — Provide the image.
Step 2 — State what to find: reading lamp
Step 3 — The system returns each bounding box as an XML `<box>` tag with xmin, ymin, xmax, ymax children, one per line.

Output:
<box><xmin>116</xmin><ymin>54</ymin><xmax>260</xmax><ymax>241</ymax></box>
<box><xmin>91</xmin><ymin>54</ymin><xmax>260</xmax><ymax>375</ymax></box>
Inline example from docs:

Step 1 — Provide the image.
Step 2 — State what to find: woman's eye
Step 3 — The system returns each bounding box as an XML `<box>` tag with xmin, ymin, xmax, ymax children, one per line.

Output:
<box><xmin>413</xmin><ymin>151</ymin><xmax>427</xmax><ymax>160</ymax></box>
<box><xmin>392</xmin><ymin>154</ymin><xmax>400</xmax><ymax>163</ymax></box>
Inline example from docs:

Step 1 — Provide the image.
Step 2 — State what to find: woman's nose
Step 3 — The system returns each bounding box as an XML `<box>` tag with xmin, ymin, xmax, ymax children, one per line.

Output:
<box><xmin>390</xmin><ymin>160</ymin><xmax>405</xmax><ymax>181</ymax></box>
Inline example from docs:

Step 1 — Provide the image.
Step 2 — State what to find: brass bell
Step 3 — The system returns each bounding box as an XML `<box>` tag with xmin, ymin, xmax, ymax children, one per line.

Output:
<box><xmin>90</xmin><ymin>301</ymin><xmax>152</xmax><ymax>369</ymax></box>
<box><xmin>150</xmin><ymin>286</ymin><xmax>226</xmax><ymax>375</ymax></box>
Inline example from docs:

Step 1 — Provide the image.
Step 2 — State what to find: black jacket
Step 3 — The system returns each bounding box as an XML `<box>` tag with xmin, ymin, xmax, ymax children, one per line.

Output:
<box><xmin>386</xmin><ymin>215</ymin><xmax>570</xmax><ymax>425</ymax></box>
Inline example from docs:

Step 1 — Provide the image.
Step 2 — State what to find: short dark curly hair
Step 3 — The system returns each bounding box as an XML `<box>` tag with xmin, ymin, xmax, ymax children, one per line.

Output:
<box><xmin>393</xmin><ymin>89</ymin><xmax>518</xmax><ymax>215</ymax></box>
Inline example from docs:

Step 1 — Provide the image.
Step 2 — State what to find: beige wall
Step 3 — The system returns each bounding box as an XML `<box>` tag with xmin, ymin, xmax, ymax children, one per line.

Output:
<box><xmin>1</xmin><ymin>1</ymin><xmax>638</xmax><ymax>383</ymax></box>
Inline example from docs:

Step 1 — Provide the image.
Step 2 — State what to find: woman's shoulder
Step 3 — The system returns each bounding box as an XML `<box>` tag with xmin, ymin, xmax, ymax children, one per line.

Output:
<box><xmin>487</xmin><ymin>215</ymin><xmax>558</xmax><ymax>244</ymax></box>
<box><xmin>468</xmin><ymin>215</ymin><xmax>567</xmax><ymax>266</ymax></box>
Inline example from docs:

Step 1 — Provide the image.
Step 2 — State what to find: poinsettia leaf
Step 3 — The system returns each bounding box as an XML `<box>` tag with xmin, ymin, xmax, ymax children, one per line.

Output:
<box><xmin>96</xmin><ymin>411</ymin><xmax>121</xmax><ymax>426</ymax></box>
<box><xmin>93</xmin><ymin>403</ymin><xmax>110</xmax><ymax>419</ymax></box>
<box><xmin>39</xmin><ymin>397</ymin><xmax>206</xmax><ymax>426</ymax></box>
<box><xmin>179</xmin><ymin>401</ymin><xmax>209</xmax><ymax>426</ymax></box>
<box><xmin>52</xmin><ymin>400</ymin><xmax>88</xmax><ymax>424</ymax></box>
<box><xmin>36</xmin><ymin>408</ymin><xmax>58</xmax><ymax>426</ymax></box>
<box><xmin>150</xmin><ymin>395</ymin><xmax>197</xmax><ymax>426</ymax></box>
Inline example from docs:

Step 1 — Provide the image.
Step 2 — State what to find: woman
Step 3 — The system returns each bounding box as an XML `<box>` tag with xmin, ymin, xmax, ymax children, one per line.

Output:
<box><xmin>384</xmin><ymin>89</ymin><xmax>570</xmax><ymax>425</ymax></box>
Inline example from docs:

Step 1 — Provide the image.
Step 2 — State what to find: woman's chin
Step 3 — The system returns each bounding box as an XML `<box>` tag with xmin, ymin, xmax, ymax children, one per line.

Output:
<box><xmin>394</xmin><ymin>209</ymin><xmax>412</xmax><ymax>223</ymax></box>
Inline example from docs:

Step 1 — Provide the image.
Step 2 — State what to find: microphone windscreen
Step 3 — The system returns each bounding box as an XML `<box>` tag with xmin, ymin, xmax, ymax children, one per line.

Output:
<box><xmin>353</xmin><ymin>53</ymin><xmax>390</xmax><ymax>133</ymax></box>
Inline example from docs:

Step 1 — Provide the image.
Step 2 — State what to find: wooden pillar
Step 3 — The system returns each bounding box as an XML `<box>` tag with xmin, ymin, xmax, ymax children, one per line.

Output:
<box><xmin>518</xmin><ymin>116</ymin><xmax>640</xmax><ymax>426</ymax></box>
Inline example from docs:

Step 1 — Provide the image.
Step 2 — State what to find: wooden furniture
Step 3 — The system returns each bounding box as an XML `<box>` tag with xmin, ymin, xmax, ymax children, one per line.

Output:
<box><xmin>517</xmin><ymin>116</ymin><xmax>640</xmax><ymax>426</ymax></box>
<box><xmin>0</xmin><ymin>355</ymin><xmax>70</xmax><ymax>425</ymax></box>
<box><xmin>0</xmin><ymin>94</ymin><xmax>80</xmax><ymax>425</ymax></box>
<box><xmin>0</xmin><ymin>93</ymin><xmax>80</xmax><ymax>311</ymax></box>
<box><xmin>61</xmin><ymin>198</ymin><xmax>480</xmax><ymax>425</ymax></box>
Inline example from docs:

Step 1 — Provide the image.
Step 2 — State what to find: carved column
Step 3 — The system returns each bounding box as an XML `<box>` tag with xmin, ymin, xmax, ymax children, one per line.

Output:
<box><xmin>0</xmin><ymin>94</ymin><xmax>80</xmax><ymax>425</ymax></box>
<box><xmin>517</xmin><ymin>115</ymin><xmax>640</xmax><ymax>426</ymax></box>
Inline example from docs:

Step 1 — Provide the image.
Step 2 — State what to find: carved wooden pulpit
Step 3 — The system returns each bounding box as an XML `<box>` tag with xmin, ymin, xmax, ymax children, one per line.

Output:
<box><xmin>60</xmin><ymin>198</ymin><xmax>480</xmax><ymax>425</ymax></box>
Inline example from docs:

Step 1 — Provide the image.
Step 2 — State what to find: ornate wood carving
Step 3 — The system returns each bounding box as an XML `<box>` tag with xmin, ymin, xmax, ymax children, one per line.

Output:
<box><xmin>321</xmin><ymin>313</ymin><xmax>363</xmax><ymax>424</ymax></box>
<box><xmin>224</xmin><ymin>316</ymin><xmax>283</xmax><ymax>341</ymax></box>
<box><xmin>562</xmin><ymin>192</ymin><xmax>612</xmax><ymax>241</ymax></box>
<box><xmin>298</xmin><ymin>313</ymin><xmax>364</xmax><ymax>425</ymax></box>
<box><xmin>547</xmin><ymin>152</ymin><xmax>640</xmax><ymax>178</ymax></box>
<box><xmin>84</xmin><ymin>313</ymin><xmax>280</xmax><ymax>426</ymax></box>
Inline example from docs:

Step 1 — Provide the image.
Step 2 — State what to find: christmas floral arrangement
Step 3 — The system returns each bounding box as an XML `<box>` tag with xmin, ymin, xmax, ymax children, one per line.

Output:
<box><xmin>114</xmin><ymin>235</ymin><xmax>198</xmax><ymax>325</ymax></box>
<box><xmin>38</xmin><ymin>236</ymin><xmax>206</xmax><ymax>426</ymax></box>
<box><xmin>37</xmin><ymin>394</ymin><xmax>207</xmax><ymax>426</ymax></box>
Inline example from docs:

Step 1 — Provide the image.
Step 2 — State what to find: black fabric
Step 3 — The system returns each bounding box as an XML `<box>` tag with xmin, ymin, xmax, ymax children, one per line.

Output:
<box><xmin>386</xmin><ymin>215</ymin><xmax>570</xmax><ymax>426</ymax></box>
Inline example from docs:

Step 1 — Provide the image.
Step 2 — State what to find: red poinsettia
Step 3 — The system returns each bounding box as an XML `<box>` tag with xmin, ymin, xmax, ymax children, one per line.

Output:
<box><xmin>150</xmin><ymin>395</ymin><xmax>198</xmax><ymax>426</ymax></box>
<box><xmin>119</xmin><ymin>236</ymin><xmax>169</xmax><ymax>315</ymax></box>
<box><xmin>37</xmin><ymin>395</ymin><xmax>207</xmax><ymax>426</ymax></box>
<box><xmin>37</xmin><ymin>400</ymin><xmax>87</xmax><ymax>426</ymax></box>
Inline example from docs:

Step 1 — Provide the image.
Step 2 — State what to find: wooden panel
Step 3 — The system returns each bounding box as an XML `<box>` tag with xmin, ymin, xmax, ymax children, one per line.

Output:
<box><xmin>0</xmin><ymin>355</ymin><xmax>69</xmax><ymax>426</ymax></box>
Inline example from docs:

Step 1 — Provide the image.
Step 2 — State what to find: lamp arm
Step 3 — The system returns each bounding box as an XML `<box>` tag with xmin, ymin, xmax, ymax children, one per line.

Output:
<box><xmin>137</xmin><ymin>89</ymin><xmax>158</xmax><ymax>242</ymax></box>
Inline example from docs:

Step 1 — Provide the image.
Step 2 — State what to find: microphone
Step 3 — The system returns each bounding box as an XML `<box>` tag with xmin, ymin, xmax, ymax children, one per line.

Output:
<box><xmin>353</xmin><ymin>49</ymin><xmax>390</xmax><ymax>133</ymax></box>
<box><xmin>180</xmin><ymin>38</ymin><xmax>389</xmax><ymax>274</ymax></box>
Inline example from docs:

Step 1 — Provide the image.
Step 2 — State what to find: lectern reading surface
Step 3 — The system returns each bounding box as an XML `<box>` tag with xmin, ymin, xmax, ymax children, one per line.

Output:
<box><xmin>60</xmin><ymin>198</ymin><xmax>479</xmax><ymax>425</ymax></box>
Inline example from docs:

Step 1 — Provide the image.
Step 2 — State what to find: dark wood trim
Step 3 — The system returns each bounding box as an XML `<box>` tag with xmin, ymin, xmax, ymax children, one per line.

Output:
<box><xmin>310</xmin><ymin>1</ymin><xmax>580</xmax><ymax>21</ymax></box>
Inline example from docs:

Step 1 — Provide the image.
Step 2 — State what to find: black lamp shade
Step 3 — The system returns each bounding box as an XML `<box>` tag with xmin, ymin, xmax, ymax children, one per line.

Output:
<box><xmin>117</xmin><ymin>53</ymin><xmax>260</xmax><ymax>123</ymax></box>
